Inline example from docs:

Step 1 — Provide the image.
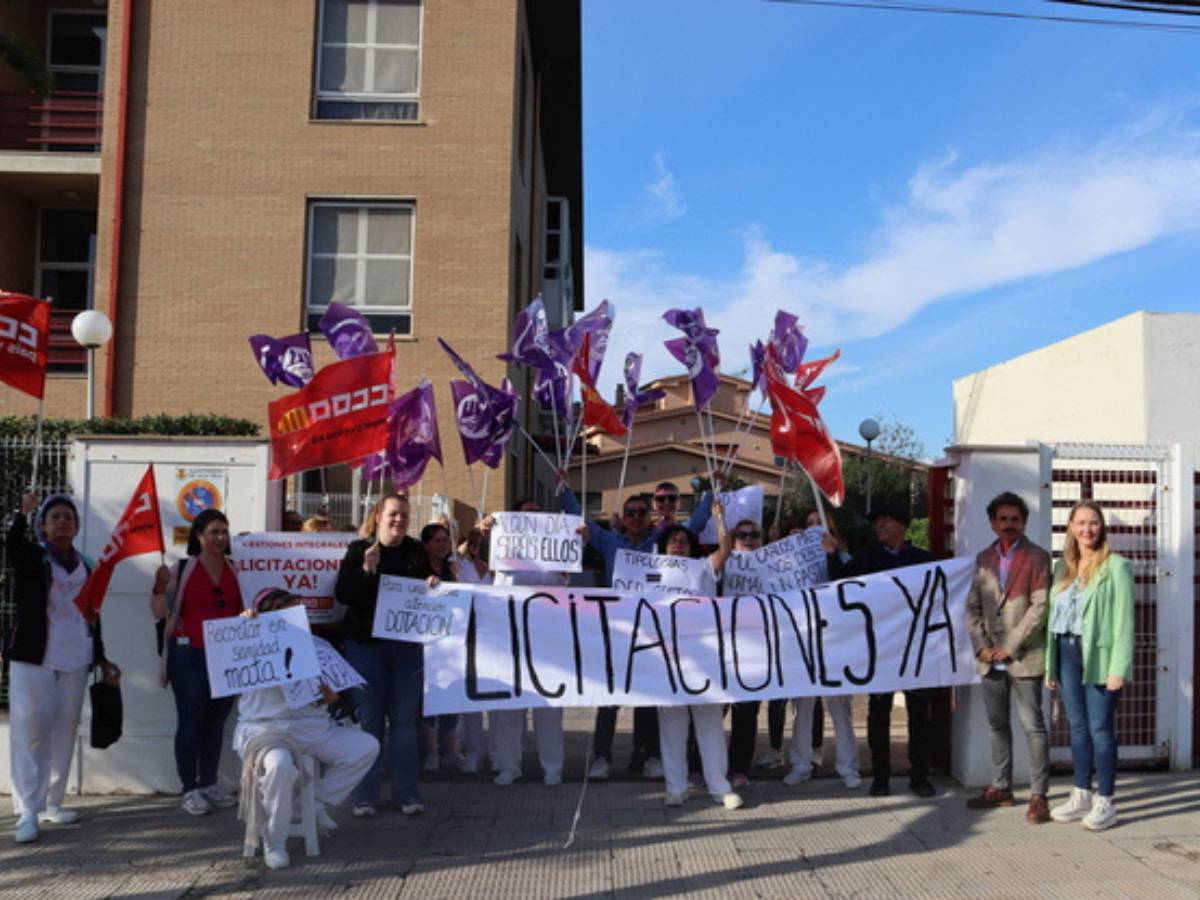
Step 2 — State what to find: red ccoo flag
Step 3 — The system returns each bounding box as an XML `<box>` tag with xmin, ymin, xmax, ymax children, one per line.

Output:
<box><xmin>74</xmin><ymin>465</ymin><xmax>165</xmax><ymax>623</ymax></box>
<box><xmin>571</xmin><ymin>334</ymin><xmax>627</xmax><ymax>437</ymax></box>
<box><xmin>0</xmin><ymin>292</ymin><xmax>50</xmax><ymax>400</ymax></box>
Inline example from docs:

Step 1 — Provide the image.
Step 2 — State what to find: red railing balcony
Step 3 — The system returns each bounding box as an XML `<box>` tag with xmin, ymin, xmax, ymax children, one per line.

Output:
<box><xmin>0</xmin><ymin>90</ymin><xmax>103</xmax><ymax>152</ymax></box>
<box><xmin>48</xmin><ymin>309</ymin><xmax>86</xmax><ymax>373</ymax></box>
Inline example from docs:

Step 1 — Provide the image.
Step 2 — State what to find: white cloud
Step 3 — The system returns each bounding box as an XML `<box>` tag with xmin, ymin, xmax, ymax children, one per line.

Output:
<box><xmin>587</xmin><ymin>109</ymin><xmax>1200</xmax><ymax>397</ymax></box>
<box><xmin>624</xmin><ymin>152</ymin><xmax>687</xmax><ymax>230</ymax></box>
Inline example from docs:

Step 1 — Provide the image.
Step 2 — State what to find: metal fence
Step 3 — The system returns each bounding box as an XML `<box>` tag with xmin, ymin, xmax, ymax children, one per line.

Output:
<box><xmin>0</xmin><ymin>436</ymin><xmax>74</xmax><ymax>707</ymax></box>
<box><xmin>289</xmin><ymin>490</ymin><xmax>449</xmax><ymax>534</ymax></box>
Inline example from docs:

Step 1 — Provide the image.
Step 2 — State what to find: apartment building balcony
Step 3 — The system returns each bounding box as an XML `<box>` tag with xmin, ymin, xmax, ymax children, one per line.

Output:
<box><xmin>0</xmin><ymin>90</ymin><xmax>102</xmax><ymax>155</ymax></box>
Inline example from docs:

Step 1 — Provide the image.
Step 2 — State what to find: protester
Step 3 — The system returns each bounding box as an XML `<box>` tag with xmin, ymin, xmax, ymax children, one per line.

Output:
<box><xmin>827</xmin><ymin>503</ymin><xmax>935</xmax><ymax>797</ymax></box>
<box><xmin>419</xmin><ymin>522</ymin><xmax>465</xmax><ymax>771</ymax></box>
<box><xmin>7</xmin><ymin>492</ymin><xmax>119</xmax><ymax>844</ymax></box>
<box><xmin>651</xmin><ymin>505</ymin><xmax>742</xmax><ymax>810</ymax></box>
<box><xmin>151</xmin><ymin>508</ymin><xmax>242</xmax><ymax>817</ymax></box>
<box><xmin>234</xmin><ymin>589</ymin><xmax>379</xmax><ymax>870</ymax></box>
<box><xmin>1045</xmin><ymin>501</ymin><xmax>1134</xmax><ymax>831</ymax></box>
<box><xmin>301</xmin><ymin>515</ymin><xmax>334</xmax><ymax>533</ymax></box>
<box><xmin>335</xmin><ymin>493</ymin><xmax>434</xmax><ymax>817</ymax></box>
<box><xmin>484</xmin><ymin>501</ymin><xmax>567</xmax><ymax>787</ymax></box>
<box><xmin>726</xmin><ymin>519</ymin><xmax>768</xmax><ymax>787</ymax></box>
<box><xmin>451</xmin><ymin>524</ymin><xmax>492</xmax><ymax>773</ymax></box>
<box><xmin>964</xmin><ymin>492</ymin><xmax>1052</xmax><ymax>824</ymax></box>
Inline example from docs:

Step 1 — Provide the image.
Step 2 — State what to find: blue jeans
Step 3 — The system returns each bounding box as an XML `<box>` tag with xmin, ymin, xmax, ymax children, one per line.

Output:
<box><xmin>1055</xmin><ymin>634</ymin><xmax>1120</xmax><ymax>797</ymax></box>
<box><xmin>167</xmin><ymin>640</ymin><xmax>235</xmax><ymax>792</ymax></box>
<box><xmin>344</xmin><ymin>639</ymin><xmax>423</xmax><ymax>806</ymax></box>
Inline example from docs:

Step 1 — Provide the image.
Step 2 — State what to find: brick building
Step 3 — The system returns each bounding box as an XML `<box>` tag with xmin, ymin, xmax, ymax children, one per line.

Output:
<box><xmin>0</xmin><ymin>0</ymin><xmax>582</xmax><ymax>515</ymax></box>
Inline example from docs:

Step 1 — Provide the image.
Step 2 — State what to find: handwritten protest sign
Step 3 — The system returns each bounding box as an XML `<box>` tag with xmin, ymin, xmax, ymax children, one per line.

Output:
<box><xmin>699</xmin><ymin>484</ymin><xmax>763</xmax><ymax>544</ymax></box>
<box><xmin>372</xmin><ymin>575</ymin><xmax>470</xmax><ymax>644</ymax></box>
<box><xmin>423</xmin><ymin>556</ymin><xmax>978</xmax><ymax>714</ymax></box>
<box><xmin>489</xmin><ymin>512</ymin><xmax>584</xmax><ymax>573</ymax></box>
<box><xmin>203</xmin><ymin>606</ymin><xmax>319</xmax><ymax>699</ymax></box>
<box><xmin>232</xmin><ymin>531</ymin><xmax>351</xmax><ymax>626</ymax></box>
<box><xmin>283</xmin><ymin>635</ymin><xmax>366</xmax><ymax>709</ymax></box>
<box><xmin>612</xmin><ymin>549</ymin><xmax>712</xmax><ymax>599</ymax></box>
<box><xmin>723</xmin><ymin>528</ymin><xmax>829</xmax><ymax>595</ymax></box>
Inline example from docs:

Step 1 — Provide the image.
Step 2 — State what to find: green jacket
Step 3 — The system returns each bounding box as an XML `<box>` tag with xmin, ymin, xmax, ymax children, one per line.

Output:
<box><xmin>1045</xmin><ymin>553</ymin><xmax>1134</xmax><ymax>686</ymax></box>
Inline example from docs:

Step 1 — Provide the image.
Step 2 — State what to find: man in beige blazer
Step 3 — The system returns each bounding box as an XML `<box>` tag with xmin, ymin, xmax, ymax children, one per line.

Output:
<box><xmin>965</xmin><ymin>492</ymin><xmax>1052</xmax><ymax>823</ymax></box>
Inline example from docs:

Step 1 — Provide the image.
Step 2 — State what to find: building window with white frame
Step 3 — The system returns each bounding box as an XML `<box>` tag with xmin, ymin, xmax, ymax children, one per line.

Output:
<box><xmin>306</xmin><ymin>201</ymin><xmax>414</xmax><ymax>336</ymax></box>
<box><xmin>314</xmin><ymin>0</ymin><xmax>422</xmax><ymax>121</ymax></box>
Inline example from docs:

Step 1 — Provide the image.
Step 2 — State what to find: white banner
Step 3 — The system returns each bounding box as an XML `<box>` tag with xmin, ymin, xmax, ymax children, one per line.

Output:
<box><xmin>723</xmin><ymin>529</ymin><xmax>828</xmax><ymax>595</ymax></box>
<box><xmin>699</xmin><ymin>484</ymin><xmax>763</xmax><ymax>544</ymax></box>
<box><xmin>372</xmin><ymin>575</ymin><xmax>469</xmax><ymax>643</ymax></box>
<box><xmin>203</xmin><ymin>606</ymin><xmax>320</xmax><ymax>699</ymax></box>
<box><xmin>422</xmin><ymin>557</ymin><xmax>979</xmax><ymax>714</ymax></box>
<box><xmin>282</xmin><ymin>635</ymin><xmax>366</xmax><ymax>709</ymax></box>
<box><xmin>612</xmin><ymin>549</ymin><xmax>711</xmax><ymax>599</ymax></box>
<box><xmin>489</xmin><ymin>512</ymin><xmax>584</xmax><ymax>573</ymax></box>
<box><xmin>232</xmin><ymin>531</ymin><xmax>351</xmax><ymax>626</ymax></box>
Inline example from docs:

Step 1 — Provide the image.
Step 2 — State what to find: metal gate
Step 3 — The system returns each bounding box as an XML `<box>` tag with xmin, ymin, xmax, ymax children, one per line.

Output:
<box><xmin>1048</xmin><ymin>443</ymin><xmax>1172</xmax><ymax>764</ymax></box>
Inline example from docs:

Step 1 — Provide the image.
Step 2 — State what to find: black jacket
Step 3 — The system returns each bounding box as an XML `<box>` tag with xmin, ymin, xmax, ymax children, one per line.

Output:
<box><xmin>3</xmin><ymin>512</ymin><xmax>106</xmax><ymax>668</ymax></box>
<box><xmin>335</xmin><ymin>536</ymin><xmax>434</xmax><ymax>643</ymax></box>
<box><xmin>829</xmin><ymin>542</ymin><xmax>934</xmax><ymax>579</ymax></box>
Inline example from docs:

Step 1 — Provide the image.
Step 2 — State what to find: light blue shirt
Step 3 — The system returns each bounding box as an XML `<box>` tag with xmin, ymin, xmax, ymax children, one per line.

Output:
<box><xmin>1049</xmin><ymin>578</ymin><xmax>1086</xmax><ymax>637</ymax></box>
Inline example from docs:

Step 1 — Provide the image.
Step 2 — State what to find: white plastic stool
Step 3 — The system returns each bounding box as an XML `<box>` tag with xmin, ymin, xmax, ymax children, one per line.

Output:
<box><xmin>242</xmin><ymin>754</ymin><xmax>320</xmax><ymax>860</ymax></box>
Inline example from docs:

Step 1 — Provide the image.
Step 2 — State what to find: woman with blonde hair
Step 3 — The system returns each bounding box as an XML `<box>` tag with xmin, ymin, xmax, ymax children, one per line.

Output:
<box><xmin>1045</xmin><ymin>500</ymin><xmax>1134</xmax><ymax>831</ymax></box>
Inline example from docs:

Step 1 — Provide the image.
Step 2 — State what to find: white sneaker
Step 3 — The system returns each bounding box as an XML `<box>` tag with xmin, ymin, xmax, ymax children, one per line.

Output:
<box><xmin>843</xmin><ymin>772</ymin><xmax>864</xmax><ymax>790</ymax></box>
<box><xmin>400</xmin><ymin>799</ymin><xmax>425</xmax><ymax>816</ymax></box>
<box><xmin>811</xmin><ymin>748</ymin><xmax>824</xmax><ymax>767</ymax></box>
<box><xmin>13</xmin><ymin>814</ymin><xmax>38</xmax><ymax>844</ymax></box>
<box><xmin>664</xmin><ymin>791</ymin><xmax>688</xmax><ymax>807</ymax></box>
<box><xmin>588</xmin><ymin>757</ymin><xmax>610</xmax><ymax>781</ymax></box>
<box><xmin>352</xmin><ymin>803</ymin><xmax>376</xmax><ymax>818</ymax></box>
<box><xmin>200</xmin><ymin>785</ymin><xmax>237</xmax><ymax>809</ymax></box>
<box><xmin>38</xmin><ymin>806</ymin><xmax>81</xmax><ymax>825</ymax></box>
<box><xmin>314</xmin><ymin>802</ymin><xmax>338</xmax><ymax>831</ymax></box>
<box><xmin>462</xmin><ymin>754</ymin><xmax>480</xmax><ymax>774</ymax></box>
<box><xmin>643</xmin><ymin>757</ymin><xmax>664</xmax><ymax>779</ymax></box>
<box><xmin>181</xmin><ymin>789</ymin><xmax>211</xmax><ymax>817</ymax></box>
<box><xmin>783</xmin><ymin>766</ymin><xmax>812</xmax><ymax>786</ymax></box>
<box><xmin>717</xmin><ymin>792</ymin><xmax>744</xmax><ymax>811</ymax></box>
<box><xmin>543</xmin><ymin>771</ymin><xmax>563</xmax><ymax>787</ymax></box>
<box><xmin>1050</xmin><ymin>787</ymin><xmax>1092</xmax><ymax>823</ymax></box>
<box><xmin>1082</xmin><ymin>795</ymin><xmax>1117</xmax><ymax>831</ymax></box>
<box><xmin>754</xmin><ymin>750</ymin><xmax>782</xmax><ymax>770</ymax></box>
<box><xmin>264</xmin><ymin>843</ymin><xmax>290</xmax><ymax>870</ymax></box>
<box><xmin>493</xmin><ymin>769</ymin><xmax>520</xmax><ymax>787</ymax></box>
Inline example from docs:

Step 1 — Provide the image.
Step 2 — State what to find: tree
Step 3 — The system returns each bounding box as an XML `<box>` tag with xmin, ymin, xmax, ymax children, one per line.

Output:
<box><xmin>1</xmin><ymin>2</ymin><xmax>55</xmax><ymax>97</ymax></box>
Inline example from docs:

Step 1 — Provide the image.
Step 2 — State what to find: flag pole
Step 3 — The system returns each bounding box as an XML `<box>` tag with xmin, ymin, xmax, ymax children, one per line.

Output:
<box><xmin>548</xmin><ymin>387</ymin><xmax>565</xmax><ymax>470</ymax></box>
<box><xmin>437</xmin><ymin>463</ymin><xmax>460</xmax><ymax>558</ymax></box>
<box><xmin>774</xmin><ymin>458</ymin><xmax>789</xmax><ymax>534</ymax></box>
<box><xmin>480</xmin><ymin>467</ymin><xmax>490</xmax><ymax>518</ymax></box>
<box><xmin>805</xmin><ymin>467</ymin><xmax>830</xmax><ymax>532</ymax></box>
<box><xmin>465</xmin><ymin>462</ymin><xmax>483</xmax><ymax>521</ymax></box>
<box><xmin>615</xmin><ymin>425</ymin><xmax>634</xmax><ymax>511</ymax></box>
<box><xmin>28</xmin><ymin>398</ymin><xmax>44</xmax><ymax>492</ymax></box>
<box><xmin>518</xmin><ymin>424</ymin><xmax>563</xmax><ymax>479</ymax></box>
<box><xmin>580</xmin><ymin>426</ymin><xmax>587</xmax><ymax>519</ymax></box>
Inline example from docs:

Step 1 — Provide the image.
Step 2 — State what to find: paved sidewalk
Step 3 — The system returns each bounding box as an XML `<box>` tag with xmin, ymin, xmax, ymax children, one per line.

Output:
<box><xmin>3</xmin><ymin>769</ymin><xmax>1200</xmax><ymax>898</ymax></box>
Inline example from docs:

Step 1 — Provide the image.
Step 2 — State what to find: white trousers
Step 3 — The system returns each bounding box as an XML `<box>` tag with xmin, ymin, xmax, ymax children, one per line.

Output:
<box><xmin>789</xmin><ymin>695</ymin><xmax>859</xmax><ymax>778</ymax></box>
<box><xmin>657</xmin><ymin>704</ymin><xmax>731</xmax><ymax>798</ymax></box>
<box><xmin>460</xmin><ymin>712</ymin><xmax>487</xmax><ymax>764</ymax></box>
<box><xmin>490</xmin><ymin>708</ymin><xmax>564</xmax><ymax>778</ymax></box>
<box><xmin>9</xmin><ymin>661</ymin><xmax>88</xmax><ymax>818</ymax></box>
<box><xmin>240</xmin><ymin>724</ymin><xmax>378</xmax><ymax>848</ymax></box>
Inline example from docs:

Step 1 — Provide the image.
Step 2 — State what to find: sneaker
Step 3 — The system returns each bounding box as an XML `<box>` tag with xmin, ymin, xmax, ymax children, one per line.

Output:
<box><xmin>1050</xmin><ymin>787</ymin><xmax>1092</xmax><ymax>823</ymax></box>
<box><xmin>1026</xmin><ymin>793</ymin><xmax>1051</xmax><ymax>824</ymax></box>
<box><xmin>352</xmin><ymin>803</ymin><xmax>377</xmax><ymax>818</ymax></box>
<box><xmin>462</xmin><ymin>754</ymin><xmax>480</xmax><ymax>774</ymax></box>
<box><xmin>1082</xmin><ymin>795</ymin><xmax>1117</xmax><ymax>831</ymax></box>
<box><xmin>264</xmin><ymin>843</ymin><xmax>290</xmax><ymax>870</ymax></box>
<box><xmin>966</xmin><ymin>786</ymin><xmax>1015</xmax><ymax>809</ymax></box>
<box><xmin>400</xmin><ymin>799</ymin><xmax>425</xmax><ymax>816</ymax></box>
<box><xmin>423</xmin><ymin>754</ymin><xmax>440</xmax><ymax>773</ymax></box>
<box><xmin>588</xmin><ymin>757</ymin><xmax>611</xmax><ymax>781</ymax></box>
<box><xmin>910</xmin><ymin>779</ymin><xmax>936</xmax><ymax>798</ymax></box>
<box><xmin>200</xmin><ymin>785</ymin><xmax>237</xmax><ymax>809</ymax></box>
<box><xmin>843</xmin><ymin>772</ymin><xmax>863</xmax><ymax>790</ymax></box>
<box><xmin>643</xmin><ymin>757</ymin><xmax>665</xmax><ymax>779</ymax></box>
<box><xmin>754</xmin><ymin>750</ymin><xmax>782</xmax><ymax>770</ymax></box>
<box><xmin>731</xmin><ymin>774</ymin><xmax>750</xmax><ymax>788</ymax></box>
<box><xmin>38</xmin><ymin>806</ymin><xmax>81</xmax><ymax>825</ymax></box>
<box><xmin>717</xmin><ymin>792</ymin><xmax>744</xmax><ymax>810</ymax></box>
<box><xmin>493</xmin><ymin>769</ymin><xmax>520</xmax><ymax>787</ymax></box>
<box><xmin>314</xmin><ymin>802</ymin><xmax>338</xmax><ymax>831</ymax></box>
<box><xmin>664</xmin><ymin>791</ymin><xmax>688</xmax><ymax>807</ymax></box>
<box><xmin>783</xmin><ymin>766</ymin><xmax>812</xmax><ymax>786</ymax></box>
<box><xmin>13</xmin><ymin>814</ymin><xmax>38</xmax><ymax>844</ymax></box>
<box><xmin>181</xmin><ymin>789</ymin><xmax>211</xmax><ymax>817</ymax></box>
<box><xmin>869</xmin><ymin>777</ymin><xmax>890</xmax><ymax>797</ymax></box>
<box><xmin>810</xmin><ymin>748</ymin><xmax>824</xmax><ymax>767</ymax></box>
<box><xmin>543</xmin><ymin>771</ymin><xmax>563</xmax><ymax>787</ymax></box>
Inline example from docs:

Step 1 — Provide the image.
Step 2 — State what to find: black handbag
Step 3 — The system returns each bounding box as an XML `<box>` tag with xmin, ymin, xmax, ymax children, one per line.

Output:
<box><xmin>89</xmin><ymin>669</ymin><xmax>123</xmax><ymax>750</ymax></box>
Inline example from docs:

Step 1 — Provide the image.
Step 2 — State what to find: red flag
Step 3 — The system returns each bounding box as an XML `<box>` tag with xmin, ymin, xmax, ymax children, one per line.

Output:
<box><xmin>765</xmin><ymin>350</ymin><xmax>844</xmax><ymax>506</ymax></box>
<box><xmin>794</xmin><ymin>348</ymin><xmax>841</xmax><ymax>391</ymax></box>
<box><xmin>268</xmin><ymin>350</ymin><xmax>394</xmax><ymax>480</ymax></box>
<box><xmin>571</xmin><ymin>334</ymin><xmax>627</xmax><ymax>436</ymax></box>
<box><xmin>74</xmin><ymin>465</ymin><xmax>164</xmax><ymax>623</ymax></box>
<box><xmin>0</xmin><ymin>292</ymin><xmax>50</xmax><ymax>399</ymax></box>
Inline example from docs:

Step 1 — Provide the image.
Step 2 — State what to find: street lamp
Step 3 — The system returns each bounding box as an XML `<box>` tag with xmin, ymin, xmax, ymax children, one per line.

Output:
<box><xmin>858</xmin><ymin>417</ymin><xmax>880</xmax><ymax>516</ymax></box>
<box><xmin>71</xmin><ymin>310</ymin><xmax>113</xmax><ymax>420</ymax></box>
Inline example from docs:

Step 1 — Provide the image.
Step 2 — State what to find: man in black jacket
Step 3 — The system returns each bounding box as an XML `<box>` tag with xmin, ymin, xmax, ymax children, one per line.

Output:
<box><xmin>827</xmin><ymin>504</ymin><xmax>936</xmax><ymax>798</ymax></box>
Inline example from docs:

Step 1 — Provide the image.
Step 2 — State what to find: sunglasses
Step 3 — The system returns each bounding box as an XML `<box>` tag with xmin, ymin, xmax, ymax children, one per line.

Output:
<box><xmin>733</xmin><ymin>530</ymin><xmax>761</xmax><ymax>541</ymax></box>
<box><xmin>654</xmin><ymin>494</ymin><xmax>679</xmax><ymax>504</ymax></box>
<box><xmin>625</xmin><ymin>508</ymin><xmax>649</xmax><ymax>518</ymax></box>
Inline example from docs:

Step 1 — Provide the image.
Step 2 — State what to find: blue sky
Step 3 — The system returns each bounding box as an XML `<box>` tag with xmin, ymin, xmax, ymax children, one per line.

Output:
<box><xmin>580</xmin><ymin>0</ymin><xmax>1200</xmax><ymax>458</ymax></box>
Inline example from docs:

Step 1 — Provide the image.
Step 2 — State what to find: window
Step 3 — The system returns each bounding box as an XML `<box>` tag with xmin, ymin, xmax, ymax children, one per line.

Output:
<box><xmin>315</xmin><ymin>0</ymin><xmax>422</xmax><ymax>121</ymax></box>
<box><xmin>37</xmin><ymin>209</ymin><xmax>96</xmax><ymax>373</ymax></box>
<box><xmin>306</xmin><ymin>201</ymin><xmax>414</xmax><ymax>335</ymax></box>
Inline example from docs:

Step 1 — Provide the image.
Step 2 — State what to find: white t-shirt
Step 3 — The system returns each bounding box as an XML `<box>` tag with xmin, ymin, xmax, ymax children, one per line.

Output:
<box><xmin>42</xmin><ymin>559</ymin><xmax>91</xmax><ymax>672</ymax></box>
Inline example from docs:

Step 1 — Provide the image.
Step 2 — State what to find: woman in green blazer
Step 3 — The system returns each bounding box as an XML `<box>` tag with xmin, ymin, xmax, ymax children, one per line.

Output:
<box><xmin>1044</xmin><ymin>500</ymin><xmax>1134</xmax><ymax>832</ymax></box>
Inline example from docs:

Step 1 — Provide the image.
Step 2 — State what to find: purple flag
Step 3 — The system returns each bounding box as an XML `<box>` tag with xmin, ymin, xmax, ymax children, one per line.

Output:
<box><xmin>319</xmin><ymin>302</ymin><xmax>379</xmax><ymax>360</ymax></box>
<box><xmin>360</xmin><ymin>451</ymin><xmax>390</xmax><ymax>483</ymax></box>
<box><xmin>450</xmin><ymin>379</ymin><xmax>516</xmax><ymax>468</ymax></box>
<box><xmin>663</xmin><ymin>307</ymin><xmax>721</xmax><ymax>410</ymax></box>
<box><xmin>769</xmin><ymin>310</ymin><xmax>809</xmax><ymax>373</ymax></box>
<box><xmin>500</xmin><ymin>297</ymin><xmax>575</xmax><ymax>412</ymax></box>
<box><xmin>248</xmin><ymin>332</ymin><xmax>314</xmax><ymax>388</ymax></box>
<box><xmin>563</xmin><ymin>300</ymin><xmax>613</xmax><ymax>383</ymax></box>
<box><xmin>385</xmin><ymin>379</ymin><xmax>443</xmax><ymax>490</ymax></box>
<box><xmin>621</xmin><ymin>352</ymin><xmax>666</xmax><ymax>428</ymax></box>
<box><xmin>749</xmin><ymin>340</ymin><xmax>767</xmax><ymax>392</ymax></box>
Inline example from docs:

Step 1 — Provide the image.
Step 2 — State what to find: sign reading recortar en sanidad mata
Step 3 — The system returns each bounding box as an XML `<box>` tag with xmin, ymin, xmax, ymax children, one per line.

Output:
<box><xmin>203</xmin><ymin>606</ymin><xmax>320</xmax><ymax>699</ymax></box>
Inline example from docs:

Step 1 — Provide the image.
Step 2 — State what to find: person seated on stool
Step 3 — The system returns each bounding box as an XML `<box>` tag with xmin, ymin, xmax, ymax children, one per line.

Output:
<box><xmin>235</xmin><ymin>589</ymin><xmax>379</xmax><ymax>870</ymax></box>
